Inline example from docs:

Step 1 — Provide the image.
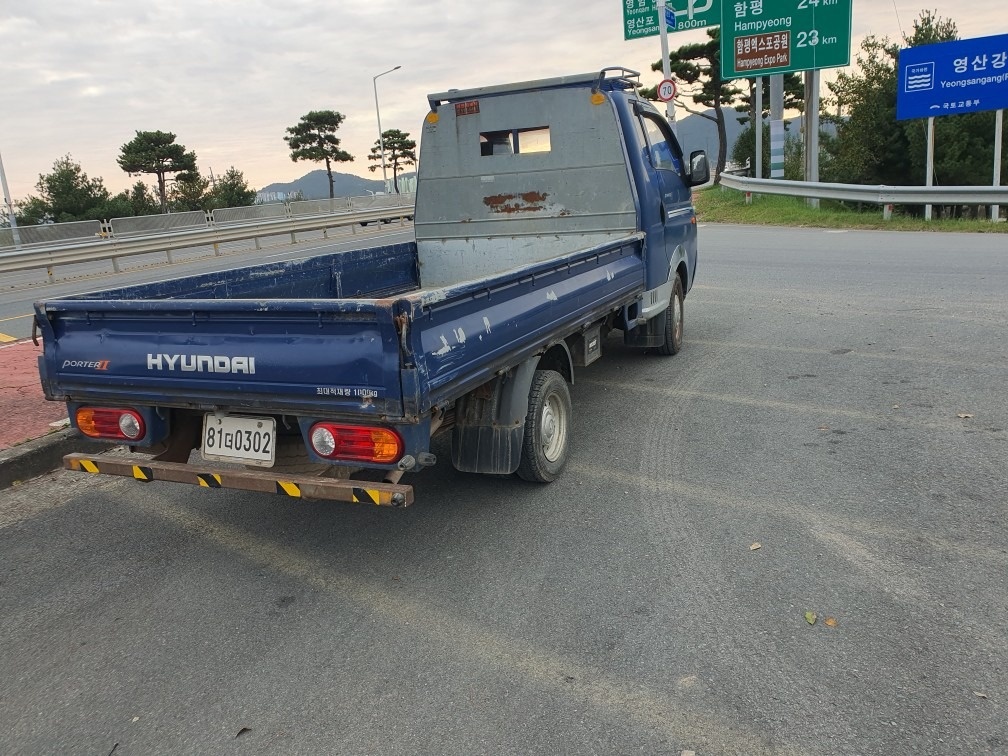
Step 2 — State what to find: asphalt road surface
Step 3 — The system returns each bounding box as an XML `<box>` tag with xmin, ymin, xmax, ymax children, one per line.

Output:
<box><xmin>1</xmin><ymin>224</ymin><xmax>1005</xmax><ymax>755</ymax></box>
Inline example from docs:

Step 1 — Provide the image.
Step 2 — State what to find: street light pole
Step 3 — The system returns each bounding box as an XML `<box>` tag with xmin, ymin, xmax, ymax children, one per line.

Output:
<box><xmin>0</xmin><ymin>147</ymin><xmax>22</xmax><ymax>248</ymax></box>
<box><xmin>373</xmin><ymin>65</ymin><xmax>401</xmax><ymax>193</ymax></box>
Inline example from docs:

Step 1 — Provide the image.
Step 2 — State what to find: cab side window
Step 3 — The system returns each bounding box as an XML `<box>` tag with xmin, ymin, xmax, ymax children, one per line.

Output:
<box><xmin>640</xmin><ymin>113</ymin><xmax>683</xmax><ymax>175</ymax></box>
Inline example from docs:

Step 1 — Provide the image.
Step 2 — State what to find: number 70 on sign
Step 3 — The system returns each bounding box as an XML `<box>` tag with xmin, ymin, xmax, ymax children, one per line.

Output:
<box><xmin>657</xmin><ymin>79</ymin><xmax>678</xmax><ymax>102</ymax></box>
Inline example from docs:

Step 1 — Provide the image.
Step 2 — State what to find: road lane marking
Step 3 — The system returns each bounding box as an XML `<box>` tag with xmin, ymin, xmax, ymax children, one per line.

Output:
<box><xmin>568</xmin><ymin>462</ymin><xmax>1006</xmax><ymax>655</ymax></box>
<box><xmin>579</xmin><ymin>378</ymin><xmax>964</xmax><ymax>431</ymax></box>
<box><xmin>568</xmin><ymin>462</ymin><xmax>1007</xmax><ymax>571</ymax></box>
<box><xmin>688</xmin><ymin>338</ymin><xmax>999</xmax><ymax>371</ymax></box>
<box><xmin>130</xmin><ymin>493</ymin><xmax>795</xmax><ymax>755</ymax></box>
<box><xmin>695</xmin><ymin>297</ymin><xmax>1007</xmax><ymax>330</ymax></box>
<box><xmin>0</xmin><ymin>332</ymin><xmax>16</xmax><ymax>343</ymax></box>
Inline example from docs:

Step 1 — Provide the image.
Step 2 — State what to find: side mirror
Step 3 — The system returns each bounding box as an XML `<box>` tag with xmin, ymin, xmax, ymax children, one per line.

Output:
<box><xmin>688</xmin><ymin>150</ymin><xmax>710</xmax><ymax>187</ymax></box>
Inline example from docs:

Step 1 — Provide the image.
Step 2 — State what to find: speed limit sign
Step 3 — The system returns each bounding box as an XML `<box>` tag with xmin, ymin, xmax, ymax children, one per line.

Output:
<box><xmin>657</xmin><ymin>78</ymin><xmax>677</xmax><ymax>102</ymax></box>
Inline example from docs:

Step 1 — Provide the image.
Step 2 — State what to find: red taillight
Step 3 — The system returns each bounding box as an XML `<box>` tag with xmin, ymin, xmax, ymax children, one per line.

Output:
<box><xmin>76</xmin><ymin>407</ymin><xmax>146</xmax><ymax>441</ymax></box>
<box><xmin>309</xmin><ymin>423</ymin><xmax>403</xmax><ymax>464</ymax></box>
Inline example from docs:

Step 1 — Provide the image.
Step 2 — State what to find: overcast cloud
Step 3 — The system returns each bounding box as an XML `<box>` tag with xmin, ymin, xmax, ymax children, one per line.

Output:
<box><xmin>1</xmin><ymin>0</ymin><xmax>1004</xmax><ymax>200</ymax></box>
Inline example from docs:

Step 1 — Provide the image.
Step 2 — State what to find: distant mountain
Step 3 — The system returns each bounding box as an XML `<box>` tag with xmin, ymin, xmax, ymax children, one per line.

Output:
<box><xmin>258</xmin><ymin>170</ymin><xmax>386</xmax><ymax>201</ymax></box>
<box><xmin>676</xmin><ymin>109</ymin><xmax>744</xmax><ymax>158</ymax></box>
<box><xmin>677</xmin><ymin>109</ymin><xmax>836</xmax><ymax>171</ymax></box>
<box><xmin>676</xmin><ymin>108</ymin><xmax>803</xmax><ymax>160</ymax></box>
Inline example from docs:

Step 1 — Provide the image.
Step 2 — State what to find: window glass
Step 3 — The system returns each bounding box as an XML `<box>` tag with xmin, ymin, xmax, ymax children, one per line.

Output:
<box><xmin>480</xmin><ymin>130</ymin><xmax>514</xmax><ymax>156</ymax></box>
<box><xmin>640</xmin><ymin>114</ymin><xmax>682</xmax><ymax>174</ymax></box>
<box><xmin>480</xmin><ymin>127</ymin><xmax>551</xmax><ymax>156</ymax></box>
<box><xmin>517</xmin><ymin>127</ymin><xmax>551</xmax><ymax>154</ymax></box>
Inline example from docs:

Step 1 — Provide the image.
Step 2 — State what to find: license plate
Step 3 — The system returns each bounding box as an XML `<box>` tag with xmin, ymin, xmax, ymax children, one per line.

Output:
<box><xmin>201</xmin><ymin>414</ymin><xmax>276</xmax><ymax>467</ymax></box>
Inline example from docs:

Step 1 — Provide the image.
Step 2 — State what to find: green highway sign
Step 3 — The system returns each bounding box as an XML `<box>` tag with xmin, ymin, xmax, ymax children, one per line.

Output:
<box><xmin>719</xmin><ymin>0</ymin><xmax>852</xmax><ymax>78</ymax></box>
<box><xmin>623</xmin><ymin>0</ymin><xmax>721</xmax><ymax>41</ymax></box>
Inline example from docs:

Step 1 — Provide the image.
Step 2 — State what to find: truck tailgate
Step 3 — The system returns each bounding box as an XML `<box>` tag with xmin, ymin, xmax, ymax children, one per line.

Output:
<box><xmin>36</xmin><ymin>299</ymin><xmax>406</xmax><ymax>418</ymax></box>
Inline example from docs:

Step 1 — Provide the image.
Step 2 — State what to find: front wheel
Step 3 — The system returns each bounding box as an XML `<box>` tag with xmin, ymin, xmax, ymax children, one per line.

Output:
<box><xmin>516</xmin><ymin>370</ymin><xmax>572</xmax><ymax>483</ymax></box>
<box><xmin>657</xmin><ymin>275</ymin><xmax>684</xmax><ymax>356</ymax></box>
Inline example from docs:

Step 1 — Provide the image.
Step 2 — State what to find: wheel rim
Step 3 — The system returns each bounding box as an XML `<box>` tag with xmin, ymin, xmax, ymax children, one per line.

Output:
<box><xmin>540</xmin><ymin>392</ymin><xmax>568</xmax><ymax>463</ymax></box>
<box><xmin>672</xmin><ymin>294</ymin><xmax>682</xmax><ymax>344</ymax></box>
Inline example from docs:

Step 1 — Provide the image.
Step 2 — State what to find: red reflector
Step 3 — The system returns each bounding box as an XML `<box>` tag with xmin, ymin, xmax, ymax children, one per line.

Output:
<box><xmin>76</xmin><ymin>407</ymin><xmax>146</xmax><ymax>441</ymax></box>
<box><xmin>309</xmin><ymin>423</ymin><xmax>403</xmax><ymax>464</ymax></box>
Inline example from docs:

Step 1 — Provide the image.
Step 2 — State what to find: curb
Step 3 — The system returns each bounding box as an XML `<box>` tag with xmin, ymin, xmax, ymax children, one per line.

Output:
<box><xmin>0</xmin><ymin>430</ymin><xmax>110</xmax><ymax>491</ymax></box>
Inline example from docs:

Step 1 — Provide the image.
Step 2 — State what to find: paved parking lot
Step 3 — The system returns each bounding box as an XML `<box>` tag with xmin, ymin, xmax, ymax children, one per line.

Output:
<box><xmin>1</xmin><ymin>224</ymin><xmax>1005</xmax><ymax>754</ymax></box>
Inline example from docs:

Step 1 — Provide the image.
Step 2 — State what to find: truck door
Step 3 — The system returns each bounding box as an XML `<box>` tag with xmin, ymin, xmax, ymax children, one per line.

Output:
<box><xmin>636</xmin><ymin>110</ymin><xmax>695</xmax><ymax>291</ymax></box>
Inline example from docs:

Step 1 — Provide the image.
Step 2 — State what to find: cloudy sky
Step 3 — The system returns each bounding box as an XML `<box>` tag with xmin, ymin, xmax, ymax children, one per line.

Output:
<box><xmin>1</xmin><ymin>0</ymin><xmax>1004</xmax><ymax>201</ymax></box>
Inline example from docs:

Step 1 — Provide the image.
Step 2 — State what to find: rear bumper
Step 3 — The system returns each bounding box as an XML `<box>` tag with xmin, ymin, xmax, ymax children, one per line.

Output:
<box><xmin>63</xmin><ymin>453</ymin><xmax>414</xmax><ymax>507</ymax></box>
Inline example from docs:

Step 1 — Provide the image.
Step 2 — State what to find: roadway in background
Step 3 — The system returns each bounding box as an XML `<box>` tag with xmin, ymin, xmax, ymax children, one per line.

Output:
<box><xmin>0</xmin><ymin>223</ymin><xmax>415</xmax><ymax>342</ymax></box>
<box><xmin>1</xmin><ymin>224</ymin><xmax>1005</xmax><ymax>753</ymax></box>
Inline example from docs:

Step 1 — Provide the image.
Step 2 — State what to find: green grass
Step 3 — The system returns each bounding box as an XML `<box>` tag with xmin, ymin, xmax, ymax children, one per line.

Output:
<box><xmin>693</xmin><ymin>186</ymin><xmax>1008</xmax><ymax>233</ymax></box>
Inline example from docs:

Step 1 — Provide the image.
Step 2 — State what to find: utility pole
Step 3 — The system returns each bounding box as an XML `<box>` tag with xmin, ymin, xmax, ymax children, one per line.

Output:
<box><xmin>373</xmin><ymin>65</ymin><xmax>402</xmax><ymax>194</ymax></box>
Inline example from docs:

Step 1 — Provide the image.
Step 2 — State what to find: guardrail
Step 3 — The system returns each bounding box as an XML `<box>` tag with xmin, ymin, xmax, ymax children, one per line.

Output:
<box><xmin>719</xmin><ymin>174</ymin><xmax>1006</xmax><ymax>220</ymax></box>
<box><xmin>0</xmin><ymin>202</ymin><xmax>415</xmax><ymax>279</ymax></box>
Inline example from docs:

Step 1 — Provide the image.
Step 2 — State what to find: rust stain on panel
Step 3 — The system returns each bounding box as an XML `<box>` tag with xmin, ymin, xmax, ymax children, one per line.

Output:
<box><xmin>482</xmin><ymin>192</ymin><xmax>550</xmax><ymax>214</ymax></box>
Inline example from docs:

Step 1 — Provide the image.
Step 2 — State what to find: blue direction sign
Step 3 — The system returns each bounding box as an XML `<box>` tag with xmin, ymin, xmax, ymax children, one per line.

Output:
<box><xmin>897</xmin><ymin>33</ymin><xmax>1008</xmax><ymax>121</ymax></box>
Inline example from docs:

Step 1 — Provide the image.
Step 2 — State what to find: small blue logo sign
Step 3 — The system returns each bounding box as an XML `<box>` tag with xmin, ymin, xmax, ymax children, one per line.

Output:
<box><xmin>664</xmin><ymin>7</ymin><xmax>677</xmax><ymax>29</ymax></box>
<box><xmin>904</xmin><ymin>62</ymin><xmax>934</xmax><ymax>92</ymax></box>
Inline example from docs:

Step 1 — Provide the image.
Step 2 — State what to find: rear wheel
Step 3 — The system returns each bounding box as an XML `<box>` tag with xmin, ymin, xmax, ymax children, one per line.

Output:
<box><xmin>516</xmin><ymin>370</ymin><xmax>572</xmax><ymax>483</ymax></box>
<box><xmin>657</xmin><ymin>275</ymin><xmax>684</xmax><ymax>356</ymax></box>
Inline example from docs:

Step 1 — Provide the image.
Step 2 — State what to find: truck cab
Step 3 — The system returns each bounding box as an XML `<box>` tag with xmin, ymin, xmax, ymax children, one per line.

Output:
<box><xmin>416</xmin><ymin>67</ymin><xmax>708</xmax><ymax>350</ymax></box>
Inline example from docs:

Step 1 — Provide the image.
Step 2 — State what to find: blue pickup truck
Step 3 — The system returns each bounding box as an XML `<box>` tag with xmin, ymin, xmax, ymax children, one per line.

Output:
<box><xmin>35</xmin><ymin>67</ymin><xmax>708</xmax><ymax>506</ymax></box>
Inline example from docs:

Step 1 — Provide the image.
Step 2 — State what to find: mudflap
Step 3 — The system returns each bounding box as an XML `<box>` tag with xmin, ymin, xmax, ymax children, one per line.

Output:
<box><xmin>623</xmin><ymin>312</ymin><xmax>666</xmax><ymax>348</ymax></box>
<box><xmin>451</xmin><ymin>358</ymin><xmax>539</xmax><ymax>475</ymax></box>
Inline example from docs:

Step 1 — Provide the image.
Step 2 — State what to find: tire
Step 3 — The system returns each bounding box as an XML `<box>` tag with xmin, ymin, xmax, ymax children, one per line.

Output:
<box><xmin>656</xmin><ymin>275</ymin><xmax>684</xmax><ymax>356</ymax></box>
<box><xmin>516</xmin><ymin>370</ymin><xmax>572</xmax><ymax>483</ymax></box>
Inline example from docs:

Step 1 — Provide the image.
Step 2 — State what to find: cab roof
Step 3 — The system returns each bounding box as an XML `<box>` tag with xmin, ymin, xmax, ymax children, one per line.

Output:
<box><xmin>427</xmin><ymin>67</ymin><xmax>640</xmax><ymax>108</ymax></box>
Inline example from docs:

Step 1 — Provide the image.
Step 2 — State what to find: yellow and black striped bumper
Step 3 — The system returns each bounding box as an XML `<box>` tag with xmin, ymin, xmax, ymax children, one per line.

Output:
<box><xmin>65</xmin><ymin>454</ymin><xmax>413</xmax><ymax>507</ymax></box>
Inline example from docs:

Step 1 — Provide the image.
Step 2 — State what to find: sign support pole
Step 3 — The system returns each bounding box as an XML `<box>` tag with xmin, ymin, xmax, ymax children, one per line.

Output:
<box><xmin>803</xmin><ymin>70</ymin><xmax>820</xmax><ymax>208</ymax></box>
<box><xmin>656</xmin><ymin>0</ymin><xmax>678</xmax><ymax>138</ymax></box>
<box><xmin>769</xmin><ymin>75</ymin><xmax>785</xmax><ymax>179</ymax></box>
<box><xmin>925</xmin><ymin>116</ymin><xmax>935</xmax><ymax>221</ymax></box>
<box><xmin>993</xmin><ymin>109</ymin><xmax>1003</xmax><ymax>222</ymax></box>
<box><xmin>754</xmin><ymin>78</ymin><xmax>763</xmax><ymax>180</ymax></box>
<box><xmin>770</xmin><ymin>75</ymin><xmax>784</xmax><ymax>121</ymax></box>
